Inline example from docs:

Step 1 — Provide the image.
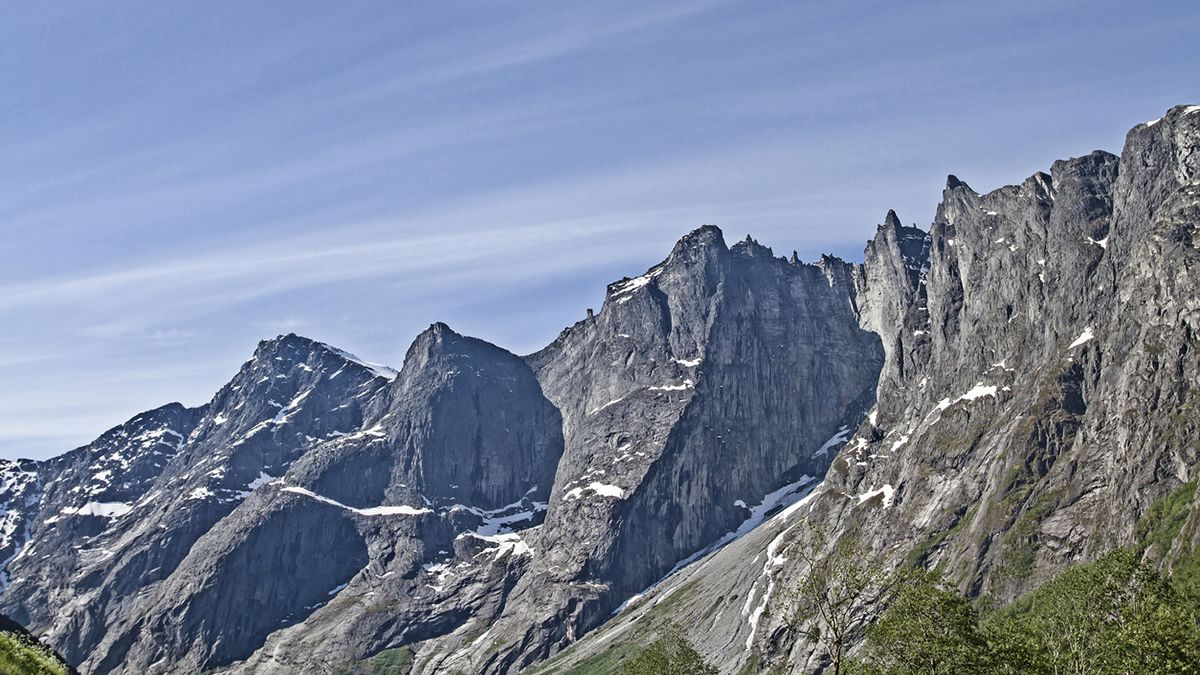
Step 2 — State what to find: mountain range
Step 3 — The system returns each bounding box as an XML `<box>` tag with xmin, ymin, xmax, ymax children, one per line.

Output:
<box><xmin>1</xmin><ymin>103</ymin><xmax>1197</xmax><ymax>674</ymax></box>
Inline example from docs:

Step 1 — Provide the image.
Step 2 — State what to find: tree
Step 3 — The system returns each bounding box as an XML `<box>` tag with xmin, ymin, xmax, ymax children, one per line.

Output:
<box><xmin>856</xmin><ymin>569</ymin><xmax>989</xmax><ymax>674</ymax></box>
<box><xmin>788</xmin><ymin>522</ymin><xmax>890</xmax><ymax>675</ymax></box>
<box><xmin>620</xmin><ymin>622</ymin><xmax>718</xmax><ymax>675</ymax></box>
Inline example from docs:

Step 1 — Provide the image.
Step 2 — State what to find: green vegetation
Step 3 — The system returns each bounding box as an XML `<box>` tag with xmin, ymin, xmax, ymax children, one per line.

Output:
<box><xmin>554</xmin><ymin>642</ymin><xmax>640</xmax><ymax>675</ymax></box>
<box><xmin>1135</xmin><ymin>479</ymin><xmax>1200</xmax><ymax>606</ymax></box>
<box><xmin>849</xmin><ymin>550</ymin><xmax>1200</xmax><ymax>674</ymax></box>
<box><xmin>1136</xmin><ymin>480</ymin><xmax>1197</xmax><ymax>560</ymax></box>
<box><xmin>619</xmin><ymin>623</ymin><xmax>717</xmax><ymax>675</ymax></box>
<box><xmin>0</xmin><ymin>629</ymin><xmax>72</xmax><ymax>675</ymax></box>
<box><xmin>333</xmin><ymin>645</ymin><xmax>414</xmax><ymax>675</ymax></box>
<box><xmin>853</xmin><ymin>570</ymin><xmax>987</xmax><ymax>674</ymax></box>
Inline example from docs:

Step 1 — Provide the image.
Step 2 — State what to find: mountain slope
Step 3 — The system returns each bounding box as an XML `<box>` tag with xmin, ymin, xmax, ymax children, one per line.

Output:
<box><xmin>0</xmin><ymin>335</ymin><xmax>391</xmax><ymax>668</ymax></box>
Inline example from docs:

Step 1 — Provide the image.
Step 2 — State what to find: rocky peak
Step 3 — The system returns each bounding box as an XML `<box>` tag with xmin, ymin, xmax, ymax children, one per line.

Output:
<box><xmin>674</xmin><ymin>223</ymin><xmax>726</xmax><ymax>251</ymax></box>
<box><xmin>533</xmin><ymin>104</ymin><xmax>1200</xmax><ymax>675</ymax></box>
<box><xmin>730</xmin><ymin>234</ymin><xmax>774</xmax><ymax>258</ymax></box>
<box><xmin>854</xmin><ymin>211</ymin><xmax>931</xmax><ymax>391</ymax></box>
<box><xmin>39</xmin><ymin>402</ymin><xmax>203</xmax><ymax>508</ymax></box>
<box><xmin>945</xmin><ymin>173</ymin><xmax>973</xmax><ymax>192</ymax></box>
<box><xmin>395</xmin><ymin>322</ymin><xmax>472</xmax><ymax>374</ymax></box>
<box><xmin>1110</xmin><ymin>104</ymin><xmax>1200</xmax><ymax>261</ymax></box>
<box><xmin>660</xmin><ymin>224</ymin><xmax>729</xmax><ymax>270</ymax></box>
<box><xmin>883</xmin><ymin>208</ymin><xmax>902</xmax><ymax>229</ymax></box>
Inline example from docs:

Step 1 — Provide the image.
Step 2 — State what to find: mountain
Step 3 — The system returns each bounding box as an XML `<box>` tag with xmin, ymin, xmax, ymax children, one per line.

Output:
<box><xmin>530</xmin><ymin>103</ymin><xmax>1200</xmax><ymax>672</ymax></box>
<box><xmin>0</xmin><ymin>104</ymin><xmax>1196</xmax><ymax>674</ymax></box>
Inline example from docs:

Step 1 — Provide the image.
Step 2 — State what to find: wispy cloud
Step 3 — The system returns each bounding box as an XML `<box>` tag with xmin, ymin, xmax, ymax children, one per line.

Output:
<box><xmin>3</xmin><ymin>0</ymin><xmax>1197</xmax><ymax>459</ymax></box>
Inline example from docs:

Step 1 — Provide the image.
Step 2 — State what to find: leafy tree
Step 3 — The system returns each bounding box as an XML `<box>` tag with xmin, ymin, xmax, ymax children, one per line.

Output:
<box><xmin>849</xmin><ymin>549</ymin><xmax>1200</xmax><ymax>674</ymax></box>
<box><xmin>788</xmin><ymin>522</ymin><xmax>890</xmax><ymax>675</ymax></box>
<box><xmin>855</xmin><ymin>570</ymin><xmax>988</xmax><ymax>674</ymax></box>
<box><xmin>982</xmin><ymin>549</ymin><xmax>1200</xmax><ymax>674</ymax></box>
<box><xmin>620</xmin><ymin>622</ymin><xmax>717</xmax><ymax>675</ymax></box>
<box><xmin>0</xmin><ymin>630</ymin><xmax>72</xmax><ymax>675</ymax></box>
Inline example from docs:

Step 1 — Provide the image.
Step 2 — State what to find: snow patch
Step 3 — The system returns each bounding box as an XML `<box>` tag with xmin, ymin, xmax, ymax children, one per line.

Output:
<box><xmin>324</xmin><ymin>345</ymin><xmax>399</xmax><ymax>380</ymax></box>
<box><xmin>855</xmin><ymin>484</ymin><xmax>895</xmax><ymax>508</ymax></box>
<box><xmin>587</xmin><ymin>396</ymin><xmax>626</xmax><ymax>415</ymax></box>
<box><xmin>1068</xmin><ymin>327</ymin><xmax>1095</xmax><ymax>349</ymax></box>
<box><xmin>458</xmin><ymin>532</ymin><xmax>533</xmax><ymax>559</ymax></box>
<box><xmin>564</xmin><ymin>482</ymin><xmax>626</xmax><ymax>501</ymax></box>
<box><xmin>609</xmin><ymin>267</ymin><xmax>664</xmax><ymax>300</ymax></box>
<box><xmin>281</xmin><ymin>486</ymin><xmax>431</xmax><ymax>516</ymax></box>
<box><xmin>445</xmin><ymin>494</ymin><xmax>548</xmax><ymax>537</ymax></box>
<box><xmin>744</xmin><ymin>487</ymin><xmax>824</xmax><ymax>649</ymax></box>
<box><xmin>814</xmin><ymin>426</ymin><xmax>851</xmax><ymax>457</ymax></box>
<box><xmin>648</xmin><ymin>379</ymin><xmax>694</xmax><ymax>392</ymax></box>
<box><xmin>187</xmin><ymin>487</ymin><xmax>214</xmax><ymax>501</ymax></box>
<box><xmin>958</xmin><ymin>384</ymin><xmax>998</xmax><ymax>402</ymax></box>
<box><xmin>61</xmin><ymin>501</ymin><xmax>132</xmax><ymax>518</ymax></box>
<box><xmin>235</xmin><ymin>471</ymin><xmax>277</xmax><ymax>499</ymax></box>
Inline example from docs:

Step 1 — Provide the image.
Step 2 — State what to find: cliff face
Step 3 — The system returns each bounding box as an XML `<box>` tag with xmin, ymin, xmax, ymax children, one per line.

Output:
<box><xmin>538</xmin><ymin>104</ymin><xmax>1200</xmax><ymax>673</ymax></box>
<box><xmin>0</xmin><ymin>105</ymin><xmax>1195</xmax><ymax>675</ymax></box>
<box><xmin>414</xmin><ymin>227</ymin><xmax>882</xmax><ymax>674</ymax></box>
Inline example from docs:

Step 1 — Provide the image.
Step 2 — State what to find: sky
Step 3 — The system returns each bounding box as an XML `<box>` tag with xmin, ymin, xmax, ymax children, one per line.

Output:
<box><xmin>2</xmin><ymin>0</ymin><xmax>1198</xmax><ymax>460</ymax></box>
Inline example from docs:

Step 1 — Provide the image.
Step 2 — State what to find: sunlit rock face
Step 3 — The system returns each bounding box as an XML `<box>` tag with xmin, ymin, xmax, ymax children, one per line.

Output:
<box><xmin>538</xmin><ymin>105</ymin><xmax>1200</xmax><ymax>674</ymax></box>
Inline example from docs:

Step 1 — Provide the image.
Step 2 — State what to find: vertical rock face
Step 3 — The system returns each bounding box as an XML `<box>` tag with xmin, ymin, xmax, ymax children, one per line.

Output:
<box><xmin>539</xmin><ymin>105</ymin><xmax>1200</xmax><ymax>674</ymax></box>
<box><xmin>784</xmin><ymin>107</ymin><xmax>1200</xmax><ymax>669</ymax></box>
<box><xmin>854</xmin><ymin>209</ymin><xmax>932</xmax><ymax>395</ymax></box>
<box><xmin>414</xmin><ymin>227</ymin><xmax>883</xmax><ymax>674</ymax></box>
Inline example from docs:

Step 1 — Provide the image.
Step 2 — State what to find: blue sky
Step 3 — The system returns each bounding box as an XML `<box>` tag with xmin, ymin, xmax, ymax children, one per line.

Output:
<box><xmin>2</xmin><ymin>0</ymin><xmax>1197</xmax><ymax>460</ymax></box>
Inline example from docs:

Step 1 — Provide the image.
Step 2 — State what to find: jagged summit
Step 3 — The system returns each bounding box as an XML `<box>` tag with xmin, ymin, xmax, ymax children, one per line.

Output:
<box><xmin>409</xmin><ymin>320</ymin><xmax>461</xmax><ymax>348</ymax></box>
<box><xmin>252</xmin><ymin>333</ymin><xmax>398</xmax><ymax>381</ymax></box>
<box><xmin>1133</xmin><ymin>102</ymin><xmax>1200</xmax><ymax>131</ymax></box>
<box><xmin>730</xmin><ymin>234</ymin><xmax>774</xmax><ymax>258</ymax></box>
<box><xmin>945</xmin><ymin>174</ymin><xmax>972</xmax><ymax>191</ymax></box>
<box><xmin>677</xmin><ymin>223</ymin><xmax>726</xmax><ymax>247</ymax></box>
<box><xmin>397</xmin><ymin>321</ymin><xmax>529</xmax><ymax>379</ymax></box>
